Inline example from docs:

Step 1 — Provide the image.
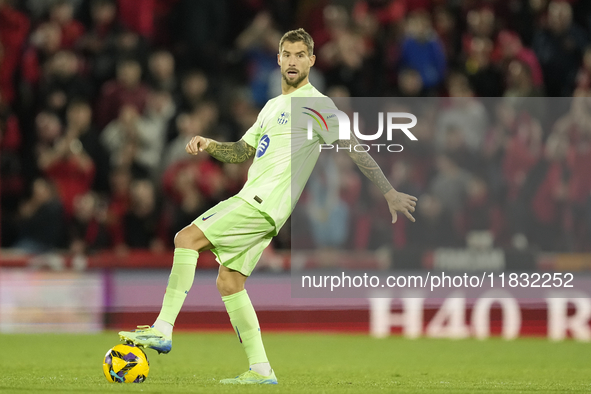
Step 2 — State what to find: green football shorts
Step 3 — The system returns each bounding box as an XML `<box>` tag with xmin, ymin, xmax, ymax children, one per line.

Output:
<box><xmin>193</xmin><ymin>196</ymin><xmax>275</xmax><ymax>276</ymax></box>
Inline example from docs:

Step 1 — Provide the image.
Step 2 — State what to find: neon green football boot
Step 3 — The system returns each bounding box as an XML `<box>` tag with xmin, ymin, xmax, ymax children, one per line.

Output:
<box><xmin>118</xmin><ymin>325</ymin><xmax>172</xmax><ymax>354</ymax></box>
<box><xmin>219</xmin><ymin>369</ymin><xmax>278</xmax><ymax>385</ymax></box>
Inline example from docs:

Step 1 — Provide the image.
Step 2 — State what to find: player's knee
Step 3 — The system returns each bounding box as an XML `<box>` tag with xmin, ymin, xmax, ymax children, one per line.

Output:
<box><xmin>216</xmin><ymin>275</ymin><xmax>243</xmax><ymax>297</ymax></box>
<box><xmin>174</xmin><ymin>226</ymin><xmax>199</xmax><ymax>250</ymax></box>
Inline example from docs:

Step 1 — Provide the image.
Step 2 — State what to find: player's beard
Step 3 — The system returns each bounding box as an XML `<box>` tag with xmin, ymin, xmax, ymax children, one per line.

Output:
<box><xmin>282</xmin><ymin>68</ymin><xmax>308</xmax><ymax>88</ymax></box>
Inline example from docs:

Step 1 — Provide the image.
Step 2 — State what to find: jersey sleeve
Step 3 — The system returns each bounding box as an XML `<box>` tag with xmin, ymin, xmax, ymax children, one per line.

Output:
<box><xmin>242</xmin><ymin>102</ymin><xmax>269</xmax><ymax>148</ymax></box>
<box><xmin>241</xmin><ymin>119</ymin><xmax>261</xmax><ymax>148</ymax></box>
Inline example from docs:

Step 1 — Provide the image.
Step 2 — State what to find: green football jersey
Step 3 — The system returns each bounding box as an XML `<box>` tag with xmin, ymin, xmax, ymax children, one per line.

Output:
<box><xmin>236</xmin><ymin>83</ymin><xmax>340</xmax><ymax>232</ymax></box>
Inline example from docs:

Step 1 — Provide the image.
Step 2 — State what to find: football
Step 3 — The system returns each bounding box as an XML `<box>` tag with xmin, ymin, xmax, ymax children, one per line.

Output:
<box><xmin>102</xmin><ymin>343</ymin><xmax>150</xmax><ymax>383</ymax></box>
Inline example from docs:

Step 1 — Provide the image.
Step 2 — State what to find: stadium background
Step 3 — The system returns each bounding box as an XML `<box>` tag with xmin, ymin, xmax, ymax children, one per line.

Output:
<box><xmin>0</xmin><ymin>0</ymin><xmax>590</xmax><ymax>339</ymax></box>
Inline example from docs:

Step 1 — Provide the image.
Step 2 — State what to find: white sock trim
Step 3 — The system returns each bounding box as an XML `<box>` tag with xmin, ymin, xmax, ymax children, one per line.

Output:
<box><xmin>249</xmin><ymin>362</ymin><xmax>272</xmax><ymax>376</ymax></box>
<box><xmin>153</xmin><ymin>319</ymin><xmax>173</xmax><ymax>338</ymax></box>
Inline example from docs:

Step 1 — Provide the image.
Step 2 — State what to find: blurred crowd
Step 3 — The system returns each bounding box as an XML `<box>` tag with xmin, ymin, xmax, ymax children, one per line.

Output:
<box><xmin>1</xmin><ymin>0</ymin><xmax>591</xmax><ymax>256</ymax></box>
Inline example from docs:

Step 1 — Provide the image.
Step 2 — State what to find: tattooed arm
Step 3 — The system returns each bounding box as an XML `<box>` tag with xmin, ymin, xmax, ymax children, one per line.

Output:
<box><xmin>337</xmin><ymin>137</ymin><xmax>418</xmax><ymax>222</ymax></box>
<box><xmin>185</xmin><ymin>136</ymin><xmax>256</xmax><ymax>163</ymax></box>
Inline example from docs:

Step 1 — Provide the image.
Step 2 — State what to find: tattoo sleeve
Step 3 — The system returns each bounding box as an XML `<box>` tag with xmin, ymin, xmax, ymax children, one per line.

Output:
<box><xmin>205</xmin><ymin>139</ymin><xmax>256</xmax><ymax>163</ymax></box>
<box><xmin>337</xmin><ymin>137</ymin><xmax>393</xmax><ymax>195</ymax></box>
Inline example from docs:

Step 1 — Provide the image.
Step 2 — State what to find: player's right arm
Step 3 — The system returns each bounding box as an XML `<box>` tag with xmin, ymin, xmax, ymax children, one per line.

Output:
<box><xmin>185</xmin><ymin>136</ymin><xmax>256</xmax><ymax>163</ymax></box>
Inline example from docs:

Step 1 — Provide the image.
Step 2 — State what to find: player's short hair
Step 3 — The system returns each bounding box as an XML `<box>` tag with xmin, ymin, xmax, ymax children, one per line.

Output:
<box><xmin>279</xmin><ymin>28</ymin><xmax>314</xmax><ymax>56</ymax></box>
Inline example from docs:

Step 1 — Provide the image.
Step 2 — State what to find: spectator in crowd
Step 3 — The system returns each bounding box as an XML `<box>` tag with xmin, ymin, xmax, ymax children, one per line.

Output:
<box><xmin>503</xmin><ymin>113</ymin><xmax>544</xmax><ymax>205</ymax></box>
<box><xmin>457</xmin><ymin>177</ymin><xmax>503</xmax><ymax>245</ymax></box>
<box><xmin>388</xmin><ymin>159</ymin><xmax>421</xmax><ymax>250</ymax></box>
<box><xmin>161</xmin><ymin>109</ymin><xmax>227</xmax><ymax>209</ymax></box>
<box><xmin>504</xmin><ymin>60</ymin><xmax>541</xmax><ymax>98</ymax></box>
<box><xmin>36</xmin><ymin>111</ymin><xmax>96</xmax><ymax>217</ymax></box>
<box><xmin>512</xmin><ymin>0</ymin><xmax>547</xmax><ymax>46</ymax></box>
<box><xmin>351</xmin><ymin>0</ymin><xmax>406</xmax><ymax>33</ymax></box>
<box><xmin>306</xmin><ymin>152</ymin><xmax>350</xmax><ymax>249</ymax></box>
<box><xmin>49</xmin><ymin>0</ymin><xmax>85</xmax><ymax>49</ymax></box>
<box><xmin>39</xmin><ymin>50</ymin><xmax>93</xmax><ymax>115</ymax></box>
<box><xmin>407</xmin><ymin>193</ymin><xmax>459</xmax><ymax>248</ymax></box>
<box><xmin>161</xmin><ymin>111</ymin><xmax>202</xmax><ymax>172</ymax></box>
<box><xmin>117</xmin><ymin>0</ymin><xmax>157</xmax><ymax>40</ymax></box>
<box><xmin>161</xmin><ymin>101</ymin><xmax>218</xmax><ymax>171</ymax></box>
<box><xmin>122</xmin><ymin>179</ymin><xmax>165</xmax><ymax>251</ymax></box>
<box><xmin>235</xmin><ymin>11</ymin><xmax>283</xmax><ymax>106</ymax></box>
<box><xmin>532</xmin><ymin>0</ymin><xmax>587</xmax><ymax>96</ymax></box>
<box><xmin>0</xmin><ymin>0</ymin><xmax>30</xmax><ymax>105</ymax></box>
<box><xmin>170</xmin><ymin>0</ymin><xmax>227</xmax><ymax>72</ymax></box>
<box><xmin>21</xmin><ymin>22</ymin><xmax>63</xmax><ymax>93</ymax></box>
<box><xmin>101</xmin><ymin>89</ymin><xmax>174</xmax><ymax>180</ymax></box>
<box><xmin>436</xmin><ymin>72</ymin><xmax>488</xmax><ymax>152</ymax></box>
<box><xmin>163</xmin><ymin>163</ymin><xmax>207</xmax><ymax>240</ymax></box>
<box><xmin>399</xmin><ymin>10</ymin><xmax>446</xmax><ymax>92</ymax></box>
<box><xmin>0</xmin><ymin>90</ymin><xmax>23</xmax><ymax>246</ymax></box>
<box><xmin>106</xmin><ymin>166</ymin><xmax>131</xmax><ymax>252</ymax></box>
<box><xmin>14</xmin><ymin>178</ymin><xmax>64</xmax><ymax>253</ymax></box>
<box><xmin>575</xmin><ymin>46</ymin><xmax>591</xmax><ymax>90</ymax></box>
<box><xmin>464</xmin><ymin>37</ymin><xmax>504</xmax><ymax>97</ymax></box>
<box><xmin>519</xmin><ymin>133</ymin><xmax>570</xmax><ymax>251</ymax></box>
<box><xmin>65</xmin><ymin>99</ymin><xmax>110</xmax><ymax>192</ymax></box>
<box><xmin>433</xmin><ymin>6</ymin><xmax>460</xmax><ymax>64</ymax></box>
<box><xmin>552</xmin><ymin>94</ymin><xmax>591</xmax><ymax>250</ymax></box>
<box><xmin>68</xmin><ymin>191</ymin><xmax>111</xmax><ymax>254</ymax></box>
<box><xmin>497</xmin><ymin>30</ymin><xmax>544</xmax><ymax>89</ymax></box>
<box><xmin>176</xmin><ymin>69</ymin><xmax>208</xmax><ymax>115</ymax></box>
<box><xmin>225</xmin><ymin>87</ymin><xmax>259</xmax><ymax>142</ymax></box>
<box><xmin>395</xmin><ymin>68</ymin><xmax>424</xmax><ymax>97</ymax></box>
<box><xmin>440</xmin><ymin>124</ymin><xmax>483</xmax><ymax>175</ymax></box>
<box><xmin>463</xmin><ymin>6</ymin><xmax>496</xmax><ymax>48</ymax></box>
<box><xmin>77</xmin><ymin>0</ymin><xmax>125</xmax><ymax>83</ymax></box>
<box><xmin>147</xmin><ymin>49</ymin><xmax>177</xmax><ymax>94</ymax></box>
<box><xmin>317</xmin><ymin>5</ymin><xmax>368</xmax><ymax>95</ymax></box>
<box><xmin>96</xmin><ymin>58</ymin><xmax>149</xmax><ymax>128</ymax></box>
<box><xmin>429</xmin><ymin>154</ymin><xmax>471</xmax><ymax>216</ymax></box>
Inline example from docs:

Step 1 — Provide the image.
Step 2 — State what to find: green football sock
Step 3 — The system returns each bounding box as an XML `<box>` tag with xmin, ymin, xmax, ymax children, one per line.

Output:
<box><xmin>222</xmin><ymin>289</ymin><xmax>269</xmax><ymax>366</ymax></box>
<box><xmin>156</xmin><ymin>248</ymin><xmax>199</xmax><ymax>326</ymax></box>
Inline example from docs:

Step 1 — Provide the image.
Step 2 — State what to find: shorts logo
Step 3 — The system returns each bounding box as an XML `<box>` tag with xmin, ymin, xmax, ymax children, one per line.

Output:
<box><xmin>256</xmin><ymin>135</ymin><xmax>270</xmax><ymax>158</ymax></box>
<box><xmin>202</xmin><ymin>213</ymin><xmax>216</xmax><ymax>221</ymax></box>
<box><xmin>277</xmin><ymin>111</ymin><xmax>290</xmax><ymax>125</ymax></box>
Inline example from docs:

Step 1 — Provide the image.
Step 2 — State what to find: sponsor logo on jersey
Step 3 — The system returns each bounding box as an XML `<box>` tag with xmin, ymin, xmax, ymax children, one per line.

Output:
<box><xmin>256</xmin><ymin>134</ymin><xmax>270</xmax><ymax>157</ymax></box>
<box><xmin>277</xmin><ymin>111</ymin><xmax>290</xmax><ymax>125</ymax></box>
<box><xmin>302</xmin><ymin>107</ymin><xmax>328</xmax><ymax>131</ymax></box>
<box><xmin>202</xmin><ymin>213</ymin><xmax>216</xmax><ymax>221</ymax></box>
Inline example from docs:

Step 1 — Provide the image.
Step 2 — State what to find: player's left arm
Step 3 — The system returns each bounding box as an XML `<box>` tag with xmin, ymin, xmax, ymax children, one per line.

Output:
<box><xmin>336</xmin><ymin>137</ymin><xmax>417</xmax><ymax>223</ymax></box>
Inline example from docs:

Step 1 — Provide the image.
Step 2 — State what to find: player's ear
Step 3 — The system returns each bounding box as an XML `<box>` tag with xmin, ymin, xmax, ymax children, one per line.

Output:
<box><xmin>277</xmin><ymin>53</ymin><xmax>281</xmax><ymax>66</ymax></box>
<box><xmin>309</xmin><ymin>54</ymin><xmax>316</xmax><ymax>67</ymax></box>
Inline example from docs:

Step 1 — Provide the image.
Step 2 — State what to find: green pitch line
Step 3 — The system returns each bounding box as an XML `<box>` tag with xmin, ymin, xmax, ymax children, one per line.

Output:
<box><xmin>0</xmin><ymin>332</ymin><xmax>589</xmax><ymax>393</ymax></box>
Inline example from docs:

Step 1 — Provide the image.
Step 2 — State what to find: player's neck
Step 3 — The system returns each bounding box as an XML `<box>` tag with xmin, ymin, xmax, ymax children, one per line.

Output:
<box><xmin>281</xmin><ymin>79</ymin><xmax>310</xmax><ymax>95</ymax></box>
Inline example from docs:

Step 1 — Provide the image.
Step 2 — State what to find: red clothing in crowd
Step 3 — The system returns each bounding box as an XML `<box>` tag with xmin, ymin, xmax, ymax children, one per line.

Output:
<box><xmin>117</xmin><ymin>0</ymin><xmax>155</xmax><ymax>39</ymax></box>
<box><xmin>0</xmin><ymin>5</ymin><xmax>30</xmax><ymax>104</ymax></box>
<box><xmin>568</xmin><ymin>146</ymin><xmax>591</xmax><ymax>205</ymax></box>
<box><xmin>107</xmin><ymin>192</ymin><xmax>130</xmax><ymax>246</ymax></box>
<box><xmin>95</xmin><ymin>80</ymin><xmax>149</xmax><ymax>128</ymax></box>
<box><xmin>44</xmin><ymin>157</ymin><xmax>95</xmax><ymax>217</ymax></box>
<box><xmin>531</xmin><ymin>162</ymin><xmax>564</xmax><ymax>225</ymax></box>
<box><xmin>59</xmin><ymin>19</ymin><xmax>85</xmax><ymax>49</ymax></box>
<box><xmin>503</xmin><ymin>135</ymin><xmax>541</xmax><ymax>202</ymax></box>
<box><xmin>162</xmin><ymin>158</ymin><xmax>225</xmax><ymax>203</ymax></box>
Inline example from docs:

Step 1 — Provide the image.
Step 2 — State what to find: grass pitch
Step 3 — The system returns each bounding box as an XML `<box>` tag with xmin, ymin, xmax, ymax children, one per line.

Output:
<box><xmin>0</xmin><ymin>331</ymin><xmax>589</xmax><ymax>393</ymax></box>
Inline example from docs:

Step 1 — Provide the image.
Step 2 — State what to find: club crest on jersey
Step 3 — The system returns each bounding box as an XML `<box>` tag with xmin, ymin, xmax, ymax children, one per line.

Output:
<box><xmin>277</xmin><ymin>111</ymin><xmax>290</xmax><ymax>125</ymax></box>
<box><xmin>256</xmin><ymin>134</ymin><xmax>270</xmax><ymax>157</ymax></box>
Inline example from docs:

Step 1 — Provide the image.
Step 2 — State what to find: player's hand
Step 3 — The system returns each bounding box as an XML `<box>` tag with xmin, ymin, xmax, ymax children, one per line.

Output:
<box><xmin>186</xmin><ymin>136</ymin><xmax>211</xmax><ymax>155</ymax></box>
<box><xmin>384</xmin><ymin>189</ymin><xmax>417</xmax><ymax>223</ymax></box>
